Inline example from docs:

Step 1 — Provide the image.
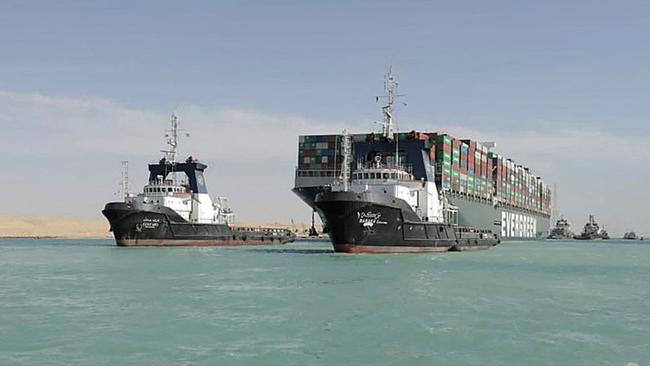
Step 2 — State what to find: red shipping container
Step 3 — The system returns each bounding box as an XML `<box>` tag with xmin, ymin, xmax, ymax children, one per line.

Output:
<box><xmin>487</xmin><ymin>158</ymin><xmax>494</xmax><ymax>184</ymax></box>
<box><xmin>468</xmin><ymin>147</ymin><xmax>475</xmax><ymax>168</ymax></box>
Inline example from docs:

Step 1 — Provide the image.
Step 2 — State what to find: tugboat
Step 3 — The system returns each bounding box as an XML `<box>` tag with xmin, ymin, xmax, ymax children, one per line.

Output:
<box><xmin>600</xmin><ymin>227</ymin><xmax>610</xmax><ymax>240</ymax></box>
<box><xmin>573</xmin><ymin>214</ymin><xmax>609</xmax><ymax>240</ymax></box>
<box><xmin>313</xmin><ymin>70</ymin><xmax>499</xmax><ymax>253</ymax></box>
<box><xmin>102</xmin><ymin>114</ymin><xmax>295</xmax><ymax>247</ymax></box>
<box><xmin>547</xmin><ymin>216</ymin><xmax>573</xmax><ymax>239</ymax></box>
<box><xmin>623</xmin><ymin>231</ymin><xmax>639</xmax><ymax>240</ymax></box>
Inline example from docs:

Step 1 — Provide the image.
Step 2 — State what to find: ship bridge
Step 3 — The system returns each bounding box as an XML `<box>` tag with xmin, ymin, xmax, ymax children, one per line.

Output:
<box><xmin>148</xmin><ymin>160</ymin><xmax>209</xmax><ymax>194</ymax></box>
<box><xmin>350</xmin><ymin>167</ymin><xmax>414</xmax><ymax>185</ymax></box>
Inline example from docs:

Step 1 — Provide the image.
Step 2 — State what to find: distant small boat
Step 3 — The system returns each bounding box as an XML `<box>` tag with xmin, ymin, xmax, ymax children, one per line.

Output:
<box><xmin>573</xmin><ymin>214</ymin><xmax>609</xmax><ymax>240</ymax></box>
<box><xmin>623</xmin><ymin>231</ymin><xmax>639</xmax><ymax>240</ymax></box>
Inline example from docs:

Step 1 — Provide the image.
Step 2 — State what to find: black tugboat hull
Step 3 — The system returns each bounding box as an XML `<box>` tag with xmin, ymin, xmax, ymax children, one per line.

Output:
<box><xmin>314</xmin><ymin>191</ymin><xmax>499</xmax><ymax>253</ymax></box>
<box><xmin>102</xmin><ymin>202</ymin><xmax>295</xmax><ymax>247</ymax></box>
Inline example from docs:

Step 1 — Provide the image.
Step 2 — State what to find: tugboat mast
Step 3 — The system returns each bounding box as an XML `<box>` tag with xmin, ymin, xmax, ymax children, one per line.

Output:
<box><xmin>380</xmin><ymin>67</ymin><xmax>397</xmax><ymax>140</ymax></box>
<box><xmin>376</xmin><ymin>67</ymin><xmax>404</xmax><ymax>167</ymax></box>
<box><xmin>120</xmin><ymin>160</ymin><xmax>129</xmax><ymax>200</ymax></box>
<box><xmin>341</xmin><ymin>129</ymin><xmax>351</xmax><ymax>192</ymax></box>
<box><xmin>161</xmin><ymin>114</ymin><xmax>180</xmax><ymax>163</ymax></box>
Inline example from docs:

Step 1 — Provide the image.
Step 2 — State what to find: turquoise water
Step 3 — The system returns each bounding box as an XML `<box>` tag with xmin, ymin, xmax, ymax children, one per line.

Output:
<box><xmin>1</xmin><ymin>239</ymin><xmax>649</xmax><ymax>365</ymax></box>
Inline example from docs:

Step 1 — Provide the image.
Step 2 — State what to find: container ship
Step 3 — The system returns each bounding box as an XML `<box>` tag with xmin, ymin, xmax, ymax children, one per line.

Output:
<box><xmin>103</xmin><ymin>114</ymin><xmax>295</xmax><ymax>247</ymax></box>
<box><xmin>293</xmin><ymin>70</ymin><xmax>551</xmax><ymax>241</ymax></box>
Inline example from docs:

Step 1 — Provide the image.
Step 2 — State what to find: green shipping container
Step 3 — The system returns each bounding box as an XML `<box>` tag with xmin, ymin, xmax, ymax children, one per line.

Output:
<box><xmin>436</xmin><ymin>135</ymin><xmax>452</xmax><ymax>145</ymax></box>
<box><xmin>437</xmin><ymin>151</ymin><xmax>452</xmax><ymax>161</ymax></box>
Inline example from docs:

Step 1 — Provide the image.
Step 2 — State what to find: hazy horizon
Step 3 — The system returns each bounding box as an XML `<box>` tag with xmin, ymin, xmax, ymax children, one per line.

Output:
<box><xmin>1</xmin><ymin>1</ymin><xmax>649</xmax><ymax>235</ymax></box>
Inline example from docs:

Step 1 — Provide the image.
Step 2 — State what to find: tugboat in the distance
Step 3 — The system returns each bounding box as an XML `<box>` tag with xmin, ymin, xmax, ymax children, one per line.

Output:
<box><xmin>547</xmin><ymin>216</ymin><xmax>573</xmax><ymax>239</ymax></box>
<box><xmin>102</xmin><ymin>114</ymin><xmax>295</xmax><ymax>247</ymax></box>
<box><xmin>573</xmin><ymin>214</ymin><xmax>609</xmax><ymax>240</ymax></box>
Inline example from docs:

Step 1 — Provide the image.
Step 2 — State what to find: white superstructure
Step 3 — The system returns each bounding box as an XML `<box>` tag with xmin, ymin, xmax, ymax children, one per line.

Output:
<box><xmin>123</xmin><ymin>114</ymin><xmax>235</xmax><ymax>225</ymax></box>
<box><xmin>332</xmin><ymin>162</ymin><xmax>445</xmax><ymax>223</ymax></box>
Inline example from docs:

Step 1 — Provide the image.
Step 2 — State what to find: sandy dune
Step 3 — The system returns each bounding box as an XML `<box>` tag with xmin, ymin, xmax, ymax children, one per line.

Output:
<box><xmin>0</xmin><ymin>216</ymin><xmax>113</xmax><ymax>239</ymax></box>
<box><xmin>0</xmin><ymin>216</ymin><xmax>317</xmax><ymax>239</ymax></box>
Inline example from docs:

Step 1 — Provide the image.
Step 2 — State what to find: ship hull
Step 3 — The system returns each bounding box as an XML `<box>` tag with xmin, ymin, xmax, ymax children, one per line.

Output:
<box><xmin>573</xmin><ymin>235</ymin><xmax>607</xmax><ymax>241</ymax></box>
<box><xmin>314</xmin><ymin>191</ymin><xmax>498</xmax><ymax>253</ymax></box>
<box><xmin>445</xmin><ymin>193</ymin><xmax>550</xmax><ymax>240</ymax></box>
<box><xmin>102</xmin><ymin>202</ymin><xmax>295</xmax><ymax>247</ymax></box>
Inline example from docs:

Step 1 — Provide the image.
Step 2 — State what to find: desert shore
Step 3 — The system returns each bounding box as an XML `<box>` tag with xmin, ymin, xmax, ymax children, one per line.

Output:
<box><xmin>0</xmin><ymin>216</ymin><xmax>113</xmax><ymax>239</ymax></box>
<box><xmin>0</xmin><ymin>216</ymin><xmax>316</xmax><ymax>240</ymax></box>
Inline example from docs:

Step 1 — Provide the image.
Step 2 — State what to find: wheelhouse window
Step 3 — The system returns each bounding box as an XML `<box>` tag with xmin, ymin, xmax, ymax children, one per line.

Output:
<box><xmin>383</xmin><ymin>173</ymin><xmax>389</xmax><ymax>179</ymax></box>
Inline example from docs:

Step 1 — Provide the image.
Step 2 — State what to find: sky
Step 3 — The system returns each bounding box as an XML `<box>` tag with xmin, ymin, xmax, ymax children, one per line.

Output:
<box><xmin>1</xmin><ymin>0</ymin><xmax>649</xmax><ymax>235</ymax></box>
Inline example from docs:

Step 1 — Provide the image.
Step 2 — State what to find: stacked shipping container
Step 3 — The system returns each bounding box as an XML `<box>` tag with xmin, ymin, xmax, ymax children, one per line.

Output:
<box><xmin>297</xmin><ymin>135</ymin><xmax>341</xmax><ymax>172</ymax></box>
<box><xmin>297</xmin><ymin>131</ymin><xmax>551</xmax><ymax>215</ymax></box>
<box><xmin>430</xmin><ymin>133</ymin><xmax>551</xmax><ymax>215</ymax></box>
<box><xmin>433</xmin><ymin>134</ymin><xmax>452</xmax><ymax>190</ymax></box>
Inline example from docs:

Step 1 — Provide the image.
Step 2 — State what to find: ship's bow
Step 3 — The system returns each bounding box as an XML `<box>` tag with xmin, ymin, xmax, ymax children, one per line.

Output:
<box><xmin>314</xmin><ymin>191</ymin><xmax>407</xmax><ymax>253</ymax></box>
<box><xmin>101</xmin><ymin>202</ymin><xmax>174</xmax><ymax>246</ymax></box>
